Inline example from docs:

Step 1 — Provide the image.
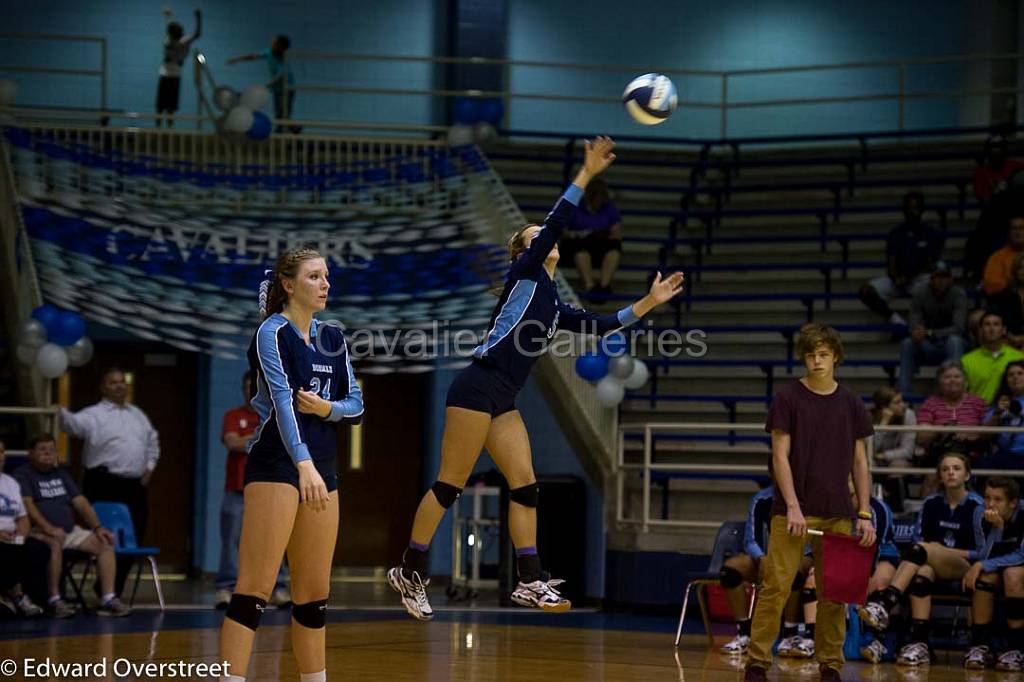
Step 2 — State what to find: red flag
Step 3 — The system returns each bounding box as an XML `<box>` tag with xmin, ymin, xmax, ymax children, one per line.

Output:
<box><xmin>819</xmin><ymin>532</ymin><xmax>875</xmax><ymax>604</ymax></box>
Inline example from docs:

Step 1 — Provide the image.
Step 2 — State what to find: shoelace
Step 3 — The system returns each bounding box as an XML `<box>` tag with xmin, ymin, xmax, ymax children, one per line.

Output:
<box><xmin>410</xmin><ymin>572</ymin><xmax>431</xmax><ymax>607</ymax></box>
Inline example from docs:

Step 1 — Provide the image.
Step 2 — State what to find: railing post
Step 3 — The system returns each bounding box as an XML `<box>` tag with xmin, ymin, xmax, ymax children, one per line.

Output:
<box><xmin>642</xmin><ymin>425</ymin><xmax>652</xmax><ymax>533</ymax></box>
<box><xmin>100</xmin><ymin>38</ymin><xmax>108</xmax><ymax>113</ymax></box>
<box><xmin>897</xmin><ymin>63</ymin><xmax>906</xmax><ymax>131</ymax></box>
<box><xmin>720</xmin><ymin>74</ymin><xmax>729</xmax><ymax>138</ymax></box>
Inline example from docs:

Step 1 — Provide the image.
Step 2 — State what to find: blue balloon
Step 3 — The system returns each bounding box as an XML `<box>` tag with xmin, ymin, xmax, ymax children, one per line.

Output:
<box><xmin>31</xmin><ymin>304</ymin><xmax>60</xmax><ymax>337</ymax></box>
<box><xmin>479</xmin><ymin>98</ymin><xmax>505</xmax><ymax>126</ymax></box>
<box><xmin>49</xmin><ymin>310</ymin><xmax>86</xmax><ymax>346</ymax></box>
<box><xmin>600</xmin><ymin>331</ymin><xmax>629</xmax><ymax>357</ymax></box>
<box><xmin>453</xmin><ymin>97</ymin><xmax>482</xmax><ymax>125</ymax></box>
<box><xmin>247</xmin><ymin>112</ymin><xmax>272</xmax><ymax>140</ymax></box>
<box><xmin>575</xmin><ymin>353</ymin><xmax>609</xmax><ymax>382</ymax></box>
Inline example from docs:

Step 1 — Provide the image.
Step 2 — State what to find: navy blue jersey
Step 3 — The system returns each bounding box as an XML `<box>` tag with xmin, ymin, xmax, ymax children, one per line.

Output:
<box><xmin>744</xmin><ymin>486</ymin><xmax>775</xmax><ymax>559</ymax></box>
<box><xmin>914</xmin><ymin>491</ymin><xmax>985</xmax><ymax>559</ymax></box>
<box><xmin>871</xmin><ymin>496</ymin><xmax>899</xmax><ymax>561</ymax></box>
<box><xmin>473</xmin><ymin>184</ymin><xmax>639</xmax><ymax>389</ymax></box>
<box><xmin>248</xmin><ymin>314</ymin><xmax>363</xmax><ymax>466</ymax></box>
<box><xmin>980</xmin><ymin>504</ymin><xmax>1024</xmax><ymax>572</ymax></box>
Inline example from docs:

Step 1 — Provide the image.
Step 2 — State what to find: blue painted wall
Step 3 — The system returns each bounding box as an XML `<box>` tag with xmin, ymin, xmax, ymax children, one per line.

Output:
<box><xmin>507</xmin><ymin>0</ymin><xmax>973</xmax><ymax>137</ymax></box>
<box><xmin>0</xmin><ymin>0</ymin><xmax>437</xmax><ymax>127</ymax></box>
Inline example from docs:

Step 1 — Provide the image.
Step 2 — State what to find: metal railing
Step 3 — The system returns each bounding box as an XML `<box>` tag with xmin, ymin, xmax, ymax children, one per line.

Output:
<box><xmin>0</xmin><ymin>33</ymin><xmax>107</xmax><ymax>111</ymax></box>
<box><xmin>617</xmin><ymin>422</ymin><xmax>1024</xmax><ymax>533</ymax></box>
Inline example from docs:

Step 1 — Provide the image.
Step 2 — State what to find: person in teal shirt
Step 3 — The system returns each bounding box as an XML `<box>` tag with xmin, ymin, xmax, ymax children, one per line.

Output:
<box><xmin>962</xmin><ymin>311</ymin><xmax>1024</xmax><ymax>402</ymax></box>
<box><xmin>227</xmin><ymin>34</ymin><xmax>297</xmax><ymax>131</ymax></box>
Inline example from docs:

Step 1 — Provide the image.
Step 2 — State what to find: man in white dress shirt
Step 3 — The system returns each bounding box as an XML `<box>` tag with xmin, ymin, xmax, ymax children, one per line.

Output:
<box><xmin>60</xmin><ymin>367</ymin><xmax>159</xmax><ymax>596</ymax></box>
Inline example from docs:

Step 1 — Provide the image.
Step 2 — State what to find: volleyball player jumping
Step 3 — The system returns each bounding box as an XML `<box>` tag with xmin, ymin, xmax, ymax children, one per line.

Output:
<box><xmin>388</xmin><ymin>136</ymin><xmax>685</xmax><ymax>620</ymax></box>
<box><xmin>219</xmin><ymin>249</ymin><xmax>363</xmax><ymax>682</ymax></box>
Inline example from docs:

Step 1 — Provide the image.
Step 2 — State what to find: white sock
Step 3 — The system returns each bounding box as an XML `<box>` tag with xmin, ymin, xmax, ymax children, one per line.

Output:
<box><xmin>101</xmin><ymin>592</ymin><xmax>116</xmax><ymax>604</ymax></box>
<box><xmin>221</xmin><ymin>676</ymin><xmax>245</xmax><ymax>682</ymax></box>
<box><xmin>300</xmin><ymin>671</ymin><xmax>326</xmax><ymax>682</ymax></box>
<box><xmin>48</xmin><ymin>595</ymin><xmax>61</xmax><ymax>605</ymax></box>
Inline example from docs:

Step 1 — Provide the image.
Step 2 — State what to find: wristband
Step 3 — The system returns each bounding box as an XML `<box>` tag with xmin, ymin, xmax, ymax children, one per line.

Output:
<box><xmin>857</xmin><ymin>511</ymin><xmax>873</xmax><ymax>520</ymax></box>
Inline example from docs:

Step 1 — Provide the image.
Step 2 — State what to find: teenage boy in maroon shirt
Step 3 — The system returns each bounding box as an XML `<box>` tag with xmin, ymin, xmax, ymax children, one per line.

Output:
<box><xmin>745</xmin><ymin>324</ymin><xmax>877</xmax><ymax>682</ymax></box>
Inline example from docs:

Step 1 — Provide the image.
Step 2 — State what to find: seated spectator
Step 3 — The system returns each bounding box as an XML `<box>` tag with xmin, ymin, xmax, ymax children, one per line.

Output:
<box><xmin>962</xmin><ymin>311</ymin><xmax>1024</xmax><ymax>402</ymax></box>
<box><xmin>559</xmin><ymin>178</ymin><xmax>622</xmax><ymax>296</ymax></box>
<box><xmin>898</xmin><ymin>261</ymin><xmax>967</xmax><ymax>395</ymax></box>
<box><xmin>0</xmin><ymin>439</ymin><xmax>45</xmax><ymax>618</ymax></box>
<box><xmin>916</xmin><ymin>361</ymin><xmax>990</xmax><ymax>465</ymax></box>
<box><xmin>13</xmin><ymin>435</ymin><xmax>130</xmax><ymax>617</ymax></box>
<box><xmin>858</xmin><ymin>191</ymin><xmax>943</xmax><ymax>326</ymax></box>
<box><xmin>870</xmin><ymin>388</ymin><xmax>917</xmax><ymax>468</ymax></box>
<box><xmin>987</xmin><ymin>251</ymin><xmax>1024</xmax><ymax>348</ymax></box>
<box><xmin>978</xmin><ymin>361</ymin><xmax>1024</xmax><ymax>470</ymax></box>
<box><xmin>983</xmin><ymin>213</ymin><xmax>1024</xmax><ymax>295</ymax></box>
<box><xmin>974</xmin><ymin>134</ymin><xmax>1024</xmax><ymax>205</ymax></box>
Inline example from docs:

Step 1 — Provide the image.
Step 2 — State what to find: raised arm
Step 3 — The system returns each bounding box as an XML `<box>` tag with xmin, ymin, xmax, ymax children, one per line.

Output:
<box><xmin>557</xmin><ymin>270</ymin><xmax>684</xmax><ymax>335</ymax></box>
<box><xmin>182</xmin><ymin>9</ymin><xmax>202</xmax><ymax>45</ymax></box>
<box><xmin>227</xmin><ymin>53</ymin><xmax>262</xmax><ymax>65</ymax></box>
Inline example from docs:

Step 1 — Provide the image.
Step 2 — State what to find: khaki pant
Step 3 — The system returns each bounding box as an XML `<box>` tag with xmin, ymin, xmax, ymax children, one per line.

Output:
<box><xmin>748</xmin><ymin>515</ymin><xmax>853</xmax><ymax>670</ymax></box>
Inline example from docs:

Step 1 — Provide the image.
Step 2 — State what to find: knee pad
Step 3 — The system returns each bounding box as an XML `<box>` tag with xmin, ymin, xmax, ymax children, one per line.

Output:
<box><xmin>908</xmin><ymin>576</ymin><xmax>933</xmax><ymax>598</ymax></box>
<box><xmin>901</xmin><ymin>543</ymin><xmax>928</xmax><ymax>566</ymax></box>
<box><xmin>225</xmin><ymin>593</ymin><xmax>267</xmax><ymax>631</ymax></box>
<box><xmin>800</xmin><ymin>588</ymin><xmax>817</xmax><ymax>604</ymax></box>
<box><xmin>719</xmin><ymin>566</ymin><xmax>744</xmax><ymax>589</ymax></box>
<box><xmin>291</xmin><ymin>599</ymin><xmax>328</xmax><ymax>629</ymax></box>
<box><xmin>431</xmin><ymin>481</ymin><xmax>462</xmax><ymax>509</ymax></box>
<box><xmin>790</xmin><ymin>571</ymin><xmax>808</xmax><ymax>591</ymax></box>
<box><xmin>975</xmin><ymin>579</ymin><xmax>999</xmax><ymax>594</ymax></box>
<box><xmin>509</xmin><ymin>483</ymin><xmax>539</xmax><ymax>508</ymax></box>
<box><xmin>1006</xmin><ymin>597</ymin><xmax>1024</xmax><ymax>620</ymax></box>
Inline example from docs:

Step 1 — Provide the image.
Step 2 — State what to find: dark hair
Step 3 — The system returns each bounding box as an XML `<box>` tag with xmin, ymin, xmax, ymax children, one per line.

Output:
<box><xmin>583</xmin><ymin>178</ymin><xmax>610</xmax><ymax>210</ymax></box>
<box><xmin>993</xmin><ymin>360</ymin><xmax>1024</xmax><ymax>406</ymax></box>
<box><xmin>101</xmin><ymin>367</ymin><xmax>125</xmax><ymax>382</ymax></box>
<box><xmin>274</xmin><ymin>34</ymin><xmax>291</xmax><ymax>50</ymax></box>
<box><xmin>167</xmin><ymin>22</ymin><xmax>184</xmax><ymax>39</ymax></box>
<box><xmin>871</xmin><ymin>387</ymin><xmax>905</xmax><ymax>426</ymax></box>
<box><xmin>795</xmin><ymin>323</ymin><xmax>844</xmax><ymax>365</ymax></box>
<box><xmin>902</xmin><ymin>190</ymin><xmax>925</xmax><ymax>208</ymax></box>
<box><xmin>506</xmin><ymin>224</ymin><xmax>538</xmax><ymax>263</ymax></box>
<box><xmin>260</xmin><ymin>248</ymin><xmax>324</xmax><ymax>320</ymax></box>
<box><xmin>980</xmin><ymin>309</ymin><xmax>1006</xmax><ymax>326</ymax></box>
<box><xmin>242</xmin><ymin>370</ymin><xmax>252</xmax><ymax>384</ymax></box>
<box><xmin>937</xmin><ymin>451</ymin><xmax>972</xmax><ymax>478</ymax></box>
<box><xmin>985</xmin><ymin>476</ymin><xmax>1021</xmax><ymax>501</ymax></box>
<box><xmin>28</xmin><ymin>434</ymin><xmax>56</xmax><ymax>450</ymax></box>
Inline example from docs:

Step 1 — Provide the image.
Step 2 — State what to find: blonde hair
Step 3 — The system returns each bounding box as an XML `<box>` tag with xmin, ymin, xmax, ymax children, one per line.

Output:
<box><xmin>507</xmin><ymin>224</ymin><xmax>539</xmax><ymax>263</ymax></box>
<box><xmin>259</xmin><ymin>248</ymin><xmax>324</xmax><ymax>319</ymax></box>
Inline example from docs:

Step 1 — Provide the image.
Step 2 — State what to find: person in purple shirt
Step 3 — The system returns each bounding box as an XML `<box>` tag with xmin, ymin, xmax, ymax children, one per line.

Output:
<box><xmin>559</xmin><ymin>178</ymin><xmax>622</xmax><ymax>297</ymax></box>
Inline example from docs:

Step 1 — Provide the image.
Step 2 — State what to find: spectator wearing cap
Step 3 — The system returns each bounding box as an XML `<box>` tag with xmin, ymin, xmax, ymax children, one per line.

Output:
<box><xmin>986</xmin><ymin>250</ymin><xmax>1024</xmax><ymax>348</ymax></box>
<box><xmin>858</xmin><ymin>191</ymin><xmax>944</xmax><ymax>326</ymax></box>
<box><xmin>961</xmin><ymin>310</ymin><xmax>1024</xmax><ymax>403</ymax></box>
<box><xmin>898</xmin><ymin>261</ymin><xmax>967</xmax><ymax>396</ymax></box>
<box><xmin>983</xmin><ymin>213</ymin><xmax>1024</xmax><ymax>295</ymax></box>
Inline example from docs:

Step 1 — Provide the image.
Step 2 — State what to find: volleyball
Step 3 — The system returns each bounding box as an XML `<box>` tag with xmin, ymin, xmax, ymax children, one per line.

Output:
<box><xmin>622</xmin><ymin>73</ymin><xmax>678</xmax><ymax>125</ymax></box>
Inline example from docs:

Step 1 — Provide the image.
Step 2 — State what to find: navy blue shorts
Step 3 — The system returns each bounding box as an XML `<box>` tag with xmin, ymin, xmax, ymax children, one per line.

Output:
<box><xmin>244</xmin><ymin>450</ymin><xmax>338</xmax><ymax>493</ymax></box>
<box><xmin>445</xmin><ymin>361</ymin><xmax>519</xmax><ymax>417</ymax></box>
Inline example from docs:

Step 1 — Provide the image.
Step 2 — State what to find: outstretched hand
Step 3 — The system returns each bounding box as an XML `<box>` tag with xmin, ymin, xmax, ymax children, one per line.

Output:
<box><xmin>582</xmin><ymin>136</ymin><xmax>616</xmax><ymax>177</ymax></box>
<box><xmin>647</xmin><ymin>271</ymin><xmax>685</xmax><ymax>304</ymax></box>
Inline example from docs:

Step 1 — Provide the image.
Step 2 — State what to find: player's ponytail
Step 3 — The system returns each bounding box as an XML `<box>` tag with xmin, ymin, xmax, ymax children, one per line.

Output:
<box><xmin>259</xmin><ymin>248</ymin><xmax>323</xmax><ymax>320</ymax></box>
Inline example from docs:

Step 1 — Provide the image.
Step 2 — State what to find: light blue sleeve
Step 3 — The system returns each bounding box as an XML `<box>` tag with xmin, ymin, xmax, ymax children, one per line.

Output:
<box><xmin>743</xmin><ymin>496</ymin><xmax>764</xmax><ymax>560</ymax></box>
<box><xmin>968</xmin><ymin>505</ymin><xmax>987</xmax><ymax>561</ymax></box>
<box><xmin>982</xmin><ymin>541</ymin><xmax>1024</xmax><ymax>572</ymax></box>
<box><xmin>911</xmin><ymin>503</ymin><xmax>924</xmax><ymax>544</ymax></box>
<box><xmin>255</xmin><ymin>322</ymin><xmax>311</xmax><ymax>464</ymax></box>
<box><xmin>328</xmin><ymin>346</ymin><xmax>364</xmax><ymax>423</ymax></box>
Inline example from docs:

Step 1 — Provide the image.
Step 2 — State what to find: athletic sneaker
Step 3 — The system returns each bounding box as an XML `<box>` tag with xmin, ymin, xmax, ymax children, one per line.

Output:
<box><xmin>790</xmin><ymin>637</ymin><xmax>815</xmax><ymax>659</ymax></box>
<box><xmin>964</xmin><ymin>645</ymin><xmax>992</xmax><ymax>670</ymax></box>
<box><xmin>13</xmin><ymin>594</ymin><xmax>42</xmax><ymax>618</ymax></box>
<box><xmin>896</xmin><ymin>642</ymin><xmax>931</xmax><ymax>667</ymax></box>
<box><xmin>777</xmin><ymin>635</ymin><xmax>801</xmax><ymax>658</ymax></box>
<box><xmin>214</xmin><ymin>588</ymin><xmax>231</xmax><ymax>610</ymax></box>
<box><xmin>997</xmin><ymin>649</ymin><xmax>1024</xmax><ymax>672</ymax></box>
<box><xmin>96</xmin><ymin>597</ymin><xmax>131</xmax><ymax>617</ymax></box>
<box><xmin>720</xmin><ymin>634</ymin><xmax>750</xmax><ymax>655</ymax></box>
<box><xmin>858</xmin><ymin>601</ymin><xmax>890</xmax><ymax>631</ymax></box>
<box><xmin>860</xmin><ymin>638</ymin><xmax>887</xmax><ymax>664</ymax></box>
<box><xmin>269</xmin><ymin>586</ymin><xmax>292</xmax><ymax>607</ymax></box>
<box><xmin>387</xmin><ymin>566</ymin><xmax>433</xmax><ymax>621</ymax></box>
<box><xmin>46</xmin><ymin>599</ymin><xmax>76</xmax><ymax>619</ymax></box>
<box><xmin>510</xmin><ymin>576</ymin><xmax>571</xmax><ymax>612</ymax></box>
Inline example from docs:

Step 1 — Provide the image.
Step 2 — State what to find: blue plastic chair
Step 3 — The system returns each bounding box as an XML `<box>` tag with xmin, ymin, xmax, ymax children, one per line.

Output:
<box><xmin>93</xmin><ymin>502</ymin><xmax>164</xmax><ymax>610</ymax></box>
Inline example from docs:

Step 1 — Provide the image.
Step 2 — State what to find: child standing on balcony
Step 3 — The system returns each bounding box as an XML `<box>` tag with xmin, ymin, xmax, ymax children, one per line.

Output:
<box><xmin>156</xmin><ymin>6</ymin><xmax>202</xmax><ymax>128</ymax></box>
<box><xmin>744</xmin><ymin>323</ymin><xmax>876</xmax><ymax>682</ymax></box>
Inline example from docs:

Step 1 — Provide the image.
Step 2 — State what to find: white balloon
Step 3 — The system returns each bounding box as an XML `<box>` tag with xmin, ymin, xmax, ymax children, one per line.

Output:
<box><xmin>66</xmin><ymin>336</ymin><xmax>94</xmax><ymax>367</ymax></box>
<box><xmin>473</xmin><ymin>122</ymin><xmax>497</xmax><ymax>146</ymax></box>
<box><xmin>447</xmin><ymin>124</ymin><xmax>474</xmax><ymax>147</ymax></box>
<box><xmin>224</xmin><ymin>106</ymin><xmax>254</xmax><ymax>133</ymax></box>
<box><xmin>0</xmin><ymin>79</ymin><xmax>16</xmax><ymax>107</ymax></box>
<box><xmin>36</xmin><ymin>343</ymin><xmax>68</xmax><ymax>378</ymax></box>
<box><xmin>16</xmin><ymin>344</ymin><xmax>37</xmax><ymax>365</ymax></box>
<box><xmin>595</xmin><ymin>376</ymin><xmax>625</xmax><ymax>407</ymax></box>
<box><xmin>623</xmin><ymin>359</ymin><xmax>650</xmax><ymax>389</ymax></box>
<box><xmin>609</xmin><ymin>354</ymin><xmax>634</xmax><ymax>380</ymax></box>
<box><xmin>18</xmin><ymin>319</ymin><xmax>47</xmax><ymax>348</ymax></box>
<box><xmin>213</xmin><ymin>85</ymin><xmax>239</xmax><ymax>111</ymax></box>
<box><xmin>240</xmin><ymin>84</ymin><xmax>270</xmax><ymax>111</ymax></box>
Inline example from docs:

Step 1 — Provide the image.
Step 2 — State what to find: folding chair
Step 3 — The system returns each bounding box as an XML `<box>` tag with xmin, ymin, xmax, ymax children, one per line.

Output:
<box><xmin>93</xmin><ymin>502</ymin><xmax>165</xmax><ymax>610</ymax></box>
<box><xmin>674</xmin><ymin>520</ymin><xmax>748</xmax><ymax>647</ymax></box>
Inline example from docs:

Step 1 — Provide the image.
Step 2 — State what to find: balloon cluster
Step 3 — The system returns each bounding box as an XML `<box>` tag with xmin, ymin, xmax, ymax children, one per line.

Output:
<box><xmin>574</xmin><ymin>332</ymin><xmax>650</xmax><ymax>407</ymax></box>
<box><xmin>447</xmin><ymin>97</ymin><xmax>504</xmax><ymax>148</ymax></box>
<box><xmin>217</xmin><ymin>84</ymin><xmax>273</xmax><ymax>140</ymax></box>
<box><xmin>17</xmin><ymin>305</ymin><xmax>93</xmax><ymax>379</ymax></box>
